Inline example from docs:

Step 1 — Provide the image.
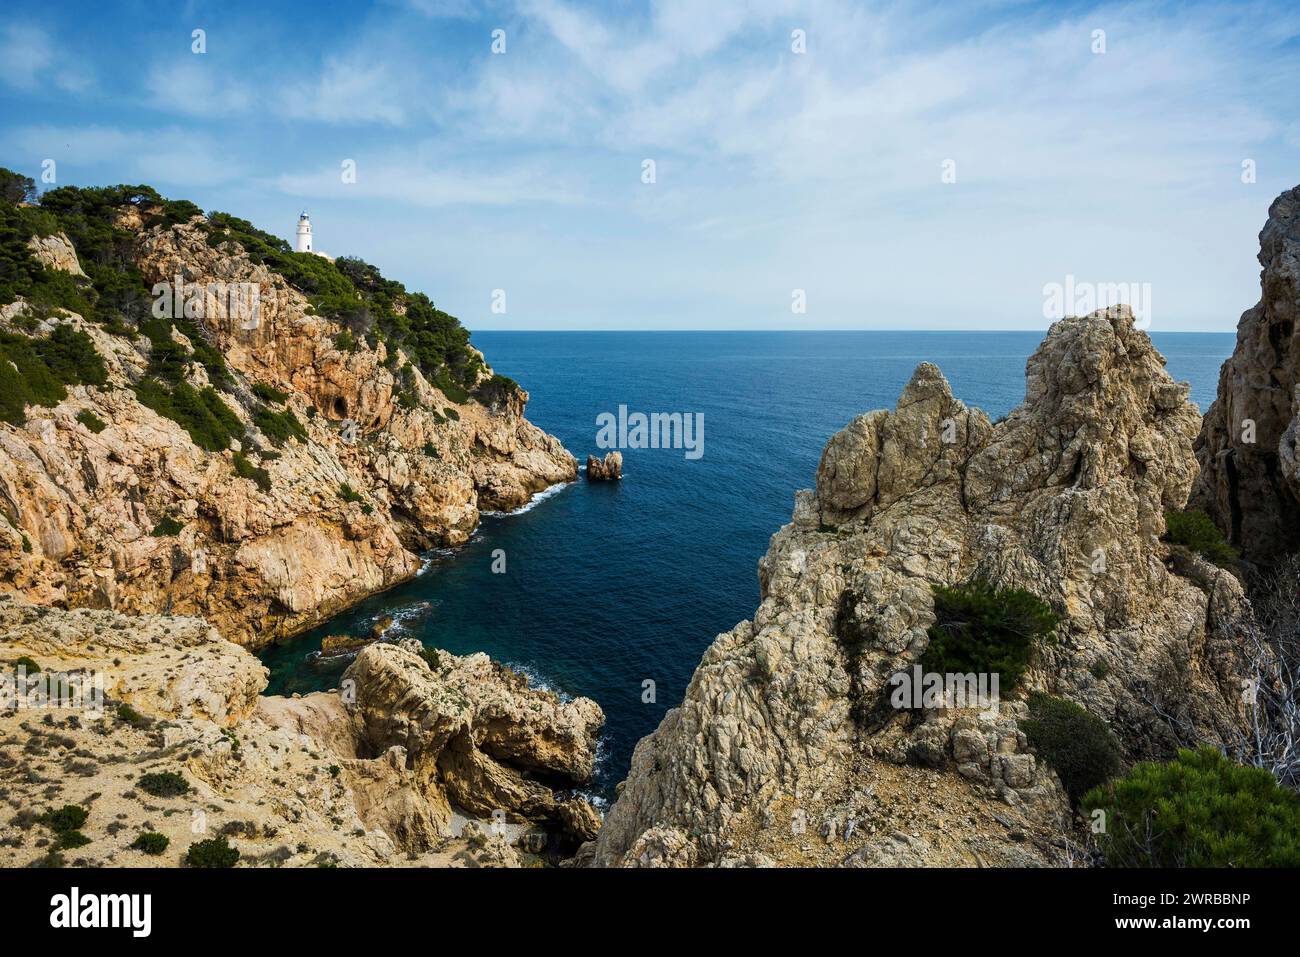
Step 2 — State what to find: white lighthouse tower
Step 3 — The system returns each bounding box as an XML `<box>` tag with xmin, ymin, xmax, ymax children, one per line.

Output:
<box><xmin>295</xmin><ymin>212</ymin><xmax>312</xmax><ymax>253</ymax></box>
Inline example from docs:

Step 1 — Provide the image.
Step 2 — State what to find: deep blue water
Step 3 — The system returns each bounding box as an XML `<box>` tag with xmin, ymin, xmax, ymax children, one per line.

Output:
<box><xmin>259</xmin><ymin>330</ymin><xmax>1233</xmax><ymax>800</ymax></box>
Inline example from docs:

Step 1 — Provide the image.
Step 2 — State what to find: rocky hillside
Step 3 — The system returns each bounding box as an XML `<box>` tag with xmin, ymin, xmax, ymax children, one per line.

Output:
<box><xmin>1194</xmin><ymin>186</ymin><xmax>1300</xmax><ymax>562</ymax></box>
<box><xmin>0</xmin><ymin>175</ymin><xmax>575</xmax><ymax>649</ymax></box>
<box><xmin>586</xmin><ymin>306</ymin><xmax>1256</xmax><ymax>867</ymax></box>
<box><xmin>0</xmin><ymin>595</ymin><xmax>602</xmax><ymax>867</ymax></box>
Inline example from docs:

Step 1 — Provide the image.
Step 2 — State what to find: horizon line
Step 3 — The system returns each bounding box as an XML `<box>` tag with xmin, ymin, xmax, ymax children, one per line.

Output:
<box><xmin>467</xmin><ymin>327</ymin><xmax>1238</xmax><ymax>334</ymax></box>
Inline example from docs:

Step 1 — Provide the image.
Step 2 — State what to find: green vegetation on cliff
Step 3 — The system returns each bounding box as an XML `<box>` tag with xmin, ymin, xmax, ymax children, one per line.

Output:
<box><xmin>0</xmin><ymin>324</ymin><xmax>107</xmax><ymax>425</ymax></box>
<box><xmin>1020</xmin><ymin>692</ymin><xmax>1122</xmax><ymax>803</ymax></box>
<box><xmin>0</xmin><ymin>165</ymin><xmax>487</xmax><ymax>439</ymax></box>
<box><xmin>921</xmin><ymin>579</ymin><xmax>1060</xmax><ymax>694</ymax></box>
<box><xmin>1163</xmin><ymin>507</ymin><xmax>1239</xmax><ymax>567</ymax></box>
<box><xmin>1084</xmin><ymin>747</ymin><xmax>1300</xmax><ymax>867</ymax></box>
<box><xmin>206</xmin><ymin>212</ymin><xmax>481</xmax><ymax>395</ymax></box>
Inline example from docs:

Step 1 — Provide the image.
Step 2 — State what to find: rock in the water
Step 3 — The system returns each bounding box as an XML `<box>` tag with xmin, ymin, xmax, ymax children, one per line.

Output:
<box><xmin>586</xmin><ymin>451</ymin><xmax>623</xmax><ymax>481</ymax></box>
<box><xmin>589</xmin><ymin>307</ymin><xmax>1256</xmax><ymax>868</ymax></box>
<box><xmin>1193</xmin><ymin>185</ymin><xmax>1300</xmax><ymax>562</ymax></box>
<box><xmin>319</xmin><ymin>633</ymin><xmax>372</xmax><ymax>658</ymax></box>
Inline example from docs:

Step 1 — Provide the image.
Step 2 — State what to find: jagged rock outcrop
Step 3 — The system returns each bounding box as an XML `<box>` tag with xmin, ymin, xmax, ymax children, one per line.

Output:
<box><xmin>588</xmin><ymin>307</ymin><xmax>1255</xmax><ymax>867</ymax></box>
<box><xmin>586</xmin><ymin>451</ymin><xmax>623</xmax><ymax>481</ymax></box>
<box><xmin>343</xmin><ymin>640</ymin><xmax>604</xmax><ymax>843</ymax></box>
<box><xmin>0</xmin><ymin>214</ymin><xmax>575</xmax><ymax>648</ymax></box>
<box><xmin>0</xmin><ymin>596</ymin><xmax>593</xmax><ymax>866</ymax></box>
<box><xmin>26</xmin><ymin>232</ymin><xmax>86</xmax><ymax>277</ymax></box>
<box><xmin>1193</xmin><ymin>185</ymin><xmax>1300</xmax><ymax>561</ymax></box>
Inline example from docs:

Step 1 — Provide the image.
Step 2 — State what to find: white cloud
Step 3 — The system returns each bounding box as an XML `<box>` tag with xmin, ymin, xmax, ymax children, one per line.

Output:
<box><xmin>144</xmin><ymin>61</ymin><xmax>255</xmax><ymax>117</ymax></box>
<box><xmin>0</xmin><ymin>24</ymin><xmax>91</xmax><ymax>93</ymax></box>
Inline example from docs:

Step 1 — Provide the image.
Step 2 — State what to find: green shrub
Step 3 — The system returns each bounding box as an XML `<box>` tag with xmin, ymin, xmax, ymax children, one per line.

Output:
<box><xmin>151</xmin><ymin>516</ymin><xmax>184</xmax><ymax>537</ymax></box>
<box><xmin>0</xmin><ymin>327</ymin><xmax>108</xmax><ymax>425</ymax></box>
<box><xmin>251</xmin><ymin>382</ymin><xmax>289</xmax><ymax>405</ymax></box>
<box><xmin>232</xmin><ymin>452</ymin><xmax>271</xmax><ymax>493</ymax></box>
<box><xmin>432</xmin><ymin>369</ymin><xmax>469</xmax><ymax>405</ymax></box>
<box><xmin>1021</xmin><ymin>693</ymin><xmax>1121</xmax><ymax>802</ymax></box>
<box><xmin>75</xmin><ymin>409</ymin><xmax>106</xmax><ymax>433</ymax></box>
<box><xmin>185</xmin><ymin>835</ymin><xmax>239</xmax><ymax>868</ymax></box>
<box><xmin>39</xmin><ymin>805</ymin><xmax>88</xmax><ymax>833</ymax></box>
<box><xmin>55</xmin><ymin>830</ymin><xmax>91</xmax><ymax>850</ymax></box>
<box><xmin>14</xmin><ymin>655</ymin><xmax>39</xmax><ymax>674</ymax></box>
<box><xmin>338</xmin><ymin>483</ymin><xmax>363</xmax><ymax>504</ymax></box>
<box><xmin>137</xmin><ymin>771</ymin><xmax>190</xmax><ymax>798</ymax></box>
<box><xmin>133</xmin><ymin>379</ymin><xmax>243</xmax><ymax>452</ymax></box>
<box><xmin>253</xmin><ymin>405</ymin><xmax>307</xmax><ymax>446</ymax></box>
<box><xmin>442</xmin><ymin>405</ymin><xmax>461</xmax><ymax>421</ymax></box>
<box><xmin>423</xmin><ymin>441</ymin><xmax>439</xmax><ymax>458</ymax></box>
<box><xmin>1163</xmin><ymin>508</ymin><xmax>1238</xmax><ymax>566</ymax></box>
<box><xmin>921</xmin><ymin>580</ymin><xmax>1059</xmax><ymax>694</ymax></box>
<box><xmin>475</xmin><ymin>373</ymin><xmax>517</xmax><ymax>406</ymax></box>
<box><xmin>333</xmin><ymin>329</ymin><xmax>356</xmax><ymax>352</ymax></box>
<box><xmin>138</xmin><ymin>316</ymin><xmax>230</xmax><ymax>388</ymax></box>
<box><xmin>131</xmin><ymin>832</ymin><xmax>169</xmax><ymax>855</ymax></box>
<box><xmin>419</xmin><ymin>647</ymin><xmax>441</xmax><ymax>670</ymax></box>
<box><xmin>1083</xmin><ymin>747</ymin><xmax>1300</xmax><ymax>867</ymax></box>
<box><xmin>116</xmin><ymin>702</ymin><xmax>149</xmax><ymax>728</ymax></box>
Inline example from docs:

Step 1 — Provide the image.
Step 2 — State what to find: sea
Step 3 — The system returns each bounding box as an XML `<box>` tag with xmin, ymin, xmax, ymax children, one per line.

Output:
<box><xmin>259</xmin><ymin>330</ymin><xmax>1234</xmax><ymax>802</ymax></box>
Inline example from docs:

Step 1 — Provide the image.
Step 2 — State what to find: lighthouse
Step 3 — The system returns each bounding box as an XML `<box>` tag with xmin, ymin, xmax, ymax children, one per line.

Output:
<box><xmin>295</xmin><ymin>212</ymin><xmax>312</xmax><ymax>253</ymax></box>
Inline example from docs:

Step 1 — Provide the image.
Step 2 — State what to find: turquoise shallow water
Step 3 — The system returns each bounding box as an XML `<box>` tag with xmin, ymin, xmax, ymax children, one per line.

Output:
<box><xmin>259</xmin><ymin>330</ymin><xmax>1234</xmax><ymax>800</ymax></box>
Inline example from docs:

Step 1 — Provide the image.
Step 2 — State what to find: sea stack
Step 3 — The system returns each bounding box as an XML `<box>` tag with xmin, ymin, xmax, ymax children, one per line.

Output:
<box><xmin>586</xmin><ymin>451</ymin><xmax>623</xmax><ymax>481</ymax></box>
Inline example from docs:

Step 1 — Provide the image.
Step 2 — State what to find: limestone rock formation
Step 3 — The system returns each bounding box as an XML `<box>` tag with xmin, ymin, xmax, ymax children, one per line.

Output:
<box><xmin>0</xmin><ymin>213</ymin><xmax>576</xmax><ymax>649</ymax></box>
<box><xmin>343</xmin><ymin>640</ymin><xmax>604</xmax><ymax>843</ymax></box>
<box><xmin>1193</xmin><ymin>185</ymin><xmax>1300</xmax><ymax>561</ymax></box>
<box><xmin>26</xmin><ymin>232</ymin><xmax>86</xmax><ymax>277</ymax></box>
<box><xmin>0</xmin><ymin>596</ymin><xmax>592</xmax><ymax>867</ymax></box>
<box><xmin>586</xmin><ymin>451</ymin><xmax>623</xmax><ymax>481</ymax></box>
<box><xmin>588</xmin><ymin>307</ymin><xmax>1255</xmax><ymax>867</ymax></box>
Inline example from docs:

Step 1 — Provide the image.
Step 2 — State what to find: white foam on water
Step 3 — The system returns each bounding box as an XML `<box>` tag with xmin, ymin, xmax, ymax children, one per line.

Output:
<box><xmin>481</xmin><ymin>479</ymin><xmax>574</xmax><ymax>517</ymax></box>
<box><xmin>504</xmin><ymin>660</ymin><xmax>573</xmax><ymax>703</ymax></box>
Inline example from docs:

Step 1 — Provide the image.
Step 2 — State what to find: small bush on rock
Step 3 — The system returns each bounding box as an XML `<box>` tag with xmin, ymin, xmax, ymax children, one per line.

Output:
<box><xmin>151</xmin><ymin>516</ymin><xmax>183</xmax><ymax>537</ymax></box>
<box><xmin>1083</xmin><ymin>746</ymin><xmax>1300</xmax><ymax>867</ymax></box>
<box><xmin>921</xmin><ymin>580</ymin><xmax>1059</xmax><ymax>694</ymax></box>
<box><xmin>1020</xmin><ymin>693</ymin><xmax>1121</xmax><ymax>803</ymax></box>
<box><xmin>39</xmin><ymin>805</ymin><xmax>87</xmax><ymax>833</ymax></box>
<box><xmin>137</xmin><ymin>772</ymin><xmax>189</xmax><ymax>798</ymax></box>
<box><xmin>131</xmin><ymin>832</ymin><xmax>169</xmax><ymax>855</ymax></box>
<box><xmin>1163</xmin><ymin>508</ymin><xmax>1238</xmax><ymax>567</ymax></box>
<box><xmin>185</xmin><ymin>835</ymin><xmax>239</xmax><ymax>868</ymax></box>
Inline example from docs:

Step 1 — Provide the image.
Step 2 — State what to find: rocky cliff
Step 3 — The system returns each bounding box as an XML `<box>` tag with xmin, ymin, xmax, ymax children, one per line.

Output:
<box><xmin>1193</xmin><ymin>186</ymin><xmax>1300</xmax><ymax>562</ymax></box>
<box><xmin>587</xmin><ymin>307</ymin><xmax>1255</xmax><ymax>867</ymax></box>
<box><xmin>0</xmin><ymin>197</ymin><xmax>575</xmax><ymax>649</ymax></box>
<box><xmin>0</xmin><ymin>596</ymin><xmax>601</xmax><ymax>867</ymax></box>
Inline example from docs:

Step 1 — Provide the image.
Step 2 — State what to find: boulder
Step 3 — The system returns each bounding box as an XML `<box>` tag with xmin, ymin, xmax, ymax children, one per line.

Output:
<box><xmin>586</xmin><ymin>451</ymin><xmax>623</xmax><ymax>481</ymax></box>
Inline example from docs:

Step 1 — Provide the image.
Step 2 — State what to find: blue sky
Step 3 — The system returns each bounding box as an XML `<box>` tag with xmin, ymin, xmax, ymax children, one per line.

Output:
<box><xmin>1</xmin><ymin>0</ymin><xmax>1297</xmax><ymax>331</ymax></box>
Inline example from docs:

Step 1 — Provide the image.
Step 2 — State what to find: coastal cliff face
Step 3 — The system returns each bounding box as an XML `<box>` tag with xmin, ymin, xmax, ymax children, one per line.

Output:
<box><xmin>0</xmin><ymin>596</ymin><xmax>602</xmax><ymax>867</ymax></box>
<box><xmin>0</xmin><ymin>209</ymin><xmax>574</xmax><ymax>649</ymax></box>
<box><xmin>1193</xmin><ymin>186</ymin><xmax>1300</xmax><ymax>562</ymax></box>
<box><xmin>588</xmin><ymin>307</ymin><xmax>1255</xmax><ymax>867</ymax></box>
